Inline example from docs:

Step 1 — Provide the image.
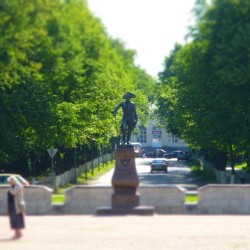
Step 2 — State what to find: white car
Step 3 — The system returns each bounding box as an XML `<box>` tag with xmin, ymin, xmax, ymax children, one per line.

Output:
<box><xmin>0</xmin><ymin>173</ymin><xmax>30</xmax><ymax>186</ymax></box>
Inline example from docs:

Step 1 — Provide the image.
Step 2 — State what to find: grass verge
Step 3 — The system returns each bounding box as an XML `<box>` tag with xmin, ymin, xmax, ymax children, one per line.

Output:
<box><xmin>185</xmin><ymin>193</ymin><xmax>199</xmax><ymax>203</ymax></box>
<box><xmin>52</xmin><ymin>194</ymin><xmax>65</xmax><ymax>204</ymax></box>
<box><xmin>52</xmin><ymin>160</ymin><xmax>115</xmax><ymax>204</ymax></box>
<box><xmin>190</xmin><ymin>165</ymin><xmax>217</xmax><ymax>184</ymax></box>
<box><xmin>235</xmin><ymin>162</ymin><xmax>247</xmax><ymax>170</ymax></box>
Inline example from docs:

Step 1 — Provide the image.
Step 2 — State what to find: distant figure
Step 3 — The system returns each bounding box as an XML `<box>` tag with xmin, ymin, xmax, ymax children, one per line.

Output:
<box><xmin>155</xmin><ymin>149</ymin><xmax>159</xmax><ymax>158</ymax></box>
<box><xmin>140</xmin><ymin>149</ymin><xmax>144</xmax><ymax>158</ymax></box>
<box><xmin>7</xmin><ymin>176</ymin><xmax>26</xmax><ymax>239</ymax></box>
<box><xmin>113</xmin><ymin>92</ymin><xmax>138</xmax><ymax>145</ymax></box>
<box><xmin>239</xmin><ymin>167</ymin><xmax>248</xmax><ymax>184</ymax></box>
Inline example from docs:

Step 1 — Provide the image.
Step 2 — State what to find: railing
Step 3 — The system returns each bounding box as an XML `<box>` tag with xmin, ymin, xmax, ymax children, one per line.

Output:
<box><xmin>2</xmin><ymin>184</ymin><xmax>250</xmax><ymax>215</ymax></box>
<box><xmin>36</xmin><ymin>153</ymin><xmax>114</xmax><ymax>189</ymax></box>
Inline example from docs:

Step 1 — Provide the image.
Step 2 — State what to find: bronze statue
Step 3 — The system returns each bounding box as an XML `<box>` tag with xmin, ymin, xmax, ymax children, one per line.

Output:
<box><xmin>113</xmin><ymin>92</ymin><xmax>138</xmax><ymax>145</ymax></box>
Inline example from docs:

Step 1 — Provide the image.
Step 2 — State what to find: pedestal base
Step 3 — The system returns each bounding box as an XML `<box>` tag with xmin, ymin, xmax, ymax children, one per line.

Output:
<box><xmin>96</xmin><ymin>206</ymin><xmax>155</xmax><ymax>215</ymax></box>
<box><xmin>96</xmin><ymin>146</ymin><xmax>155</xmax><ymax>215</ymax></box>
<box><xmin>112</xmin><ymin>191</ymin><xmax>140</xmax><ymax>208</ymax></box>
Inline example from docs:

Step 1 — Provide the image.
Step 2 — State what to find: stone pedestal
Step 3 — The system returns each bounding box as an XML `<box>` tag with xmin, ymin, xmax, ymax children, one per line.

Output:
<box><xmin>97</xmin><ymin>145</ymin><xmax>154</xmax><ymax>215</ymax></box>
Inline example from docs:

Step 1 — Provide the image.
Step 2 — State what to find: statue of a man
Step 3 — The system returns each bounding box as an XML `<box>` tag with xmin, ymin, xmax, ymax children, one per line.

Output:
<box><xmin>113</xmin><ymin>92</ymin><xmax>138</xmax><ymax>145</ymax></box>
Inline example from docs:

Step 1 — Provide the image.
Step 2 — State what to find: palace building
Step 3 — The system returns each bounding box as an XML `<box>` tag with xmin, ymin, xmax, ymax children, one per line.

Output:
<box><xmin>131</xmin><ymin>120</ymin><xmax>187</xmax><ymax>149</ymax></box>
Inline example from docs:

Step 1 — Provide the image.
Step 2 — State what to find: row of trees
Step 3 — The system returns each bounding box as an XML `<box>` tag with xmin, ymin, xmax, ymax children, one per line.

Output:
<box><xmin>156</xmin><ymin>0</ymin><xmax>250</xmax><ymax>171</ymax></box>
<box><xmin>0</xmin><ymin>0</ymin><xmax>155</xmax><ymax>175</ymax></box>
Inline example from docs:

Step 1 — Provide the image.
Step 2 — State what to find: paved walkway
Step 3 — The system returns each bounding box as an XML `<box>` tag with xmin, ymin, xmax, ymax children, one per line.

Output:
<box><xmin>2</xmin><ymin>160</ymin><xmax>250</xmax><ymax>249</ymax></box>
<box><xmin>1</xmin><ymin>214</ymin><xmax>250</xmax><ymax>250</ymax></box>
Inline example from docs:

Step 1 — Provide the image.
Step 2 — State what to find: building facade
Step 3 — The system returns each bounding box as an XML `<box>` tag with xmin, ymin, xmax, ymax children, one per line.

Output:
<box><xmin>131</xmin><ymin>120</ymin><xmax>187</xmax><ymax>149</ymax></box>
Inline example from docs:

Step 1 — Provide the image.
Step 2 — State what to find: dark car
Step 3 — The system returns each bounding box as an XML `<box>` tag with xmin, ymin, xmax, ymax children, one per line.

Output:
<box><xmin>163</xmin><ymin>151</ymin><xmax>179</xmax><ymax>159</ymax></box>
<box><xmin>150</xmin><ymin>159</ymin><xmax>168</xmax><ymax>173</ymax></box>
<box><xmin>177</xmin><ymin>151</ymin><xmax>191</xmax><ymax>161</ymax></box>
<box><xmin>163</xmin><ymin>151</ymin><xmax>191</xmax><ymax>161</ymax></box>
<box><xmin>157</xmin><ymin>149</ymin><xmax>166</xmax><ymax>157</ymax></box>
<box><xmin>146</xmin><ymin>148</ymin><xmax>166</xmax><ymax>158</ymax></box>
<box><xmin>145</xmin><ymin>151</ymin><xmax>155</xmax><ymax>157</ymax></box>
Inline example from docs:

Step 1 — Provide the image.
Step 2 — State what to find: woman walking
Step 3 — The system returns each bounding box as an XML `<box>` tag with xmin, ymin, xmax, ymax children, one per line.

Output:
<box><xmin>7</xmin><ymin>175</ymin><xmax>26</xmax><ymax>239</ymax></box>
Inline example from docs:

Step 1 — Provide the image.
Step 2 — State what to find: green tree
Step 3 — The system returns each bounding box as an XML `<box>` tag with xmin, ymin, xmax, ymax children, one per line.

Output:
<box><xmin>157</xmin><ymin>0</ymin><xmax>250</xmax><ymax>170</ymax></box>
<box><xmin>0</xmin><ymin>0</ymin><xmax>155</xmax><ymax>171</ymax></box>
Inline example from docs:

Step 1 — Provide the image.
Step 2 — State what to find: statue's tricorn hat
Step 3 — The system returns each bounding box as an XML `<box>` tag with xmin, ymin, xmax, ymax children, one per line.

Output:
<box><xmin>123</xmin><ymin>92</ymin><xmax>136</xmax><ymax>99</ymax></box>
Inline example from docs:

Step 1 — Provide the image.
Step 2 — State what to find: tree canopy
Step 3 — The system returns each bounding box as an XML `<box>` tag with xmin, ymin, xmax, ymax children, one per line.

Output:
<box><xmin>0</xmin><ymin>0</ymin><xmax>155</xmax><ymax>169</ymax></box>
<box><xmin>156</xmin><ymin>0</ymin><xmax>250</xmax><ymax>167</ymax></box>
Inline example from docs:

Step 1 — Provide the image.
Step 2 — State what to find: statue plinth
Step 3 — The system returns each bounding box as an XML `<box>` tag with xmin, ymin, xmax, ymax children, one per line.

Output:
<box><xmin>97</xmin><ymin>145</ymin><xmax>154</xmax><ymax>215</ymax></box>
<box><xmin>111</xmin><ymin>145</ymin><xmax>140</xmax><ymax>207</ymax></box>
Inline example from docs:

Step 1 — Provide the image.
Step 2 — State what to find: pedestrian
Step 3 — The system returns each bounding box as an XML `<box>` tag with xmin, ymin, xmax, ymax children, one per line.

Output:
<box><xmin>140</xmin><ymin>149</ymin><xmax>144</xmax><ymax>158</ymax></box>
<box><xmin>7</xmin><ymin>175</ymin><xmax>26</xmax><ymax>239</ymax></box>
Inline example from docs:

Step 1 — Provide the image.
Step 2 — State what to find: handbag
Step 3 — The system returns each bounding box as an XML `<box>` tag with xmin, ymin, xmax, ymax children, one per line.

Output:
<box><xmin>18</xmin><ymin>201</ymin><xmax>26</xmax><ymax>213</ymax></box>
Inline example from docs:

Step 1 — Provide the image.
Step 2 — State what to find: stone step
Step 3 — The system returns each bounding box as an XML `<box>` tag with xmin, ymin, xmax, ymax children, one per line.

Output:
<box><xmin>50</xmin><ymin>203</ymin><xmax>66</xmax><ymax>214</ymax></box>
<box><xmin>96</xmin><ymin>206</ymin><xmax>155</xmax><ymax>215</ymax></box>
<box><xmin>184</xmin><ymin>203</ymin><xmax>199</xmax><ymax>214</ymax></box>
<box><xmin>185</xmin><ymin>190</ymin><xmax>198</xmax><ymax>195</ymax></box>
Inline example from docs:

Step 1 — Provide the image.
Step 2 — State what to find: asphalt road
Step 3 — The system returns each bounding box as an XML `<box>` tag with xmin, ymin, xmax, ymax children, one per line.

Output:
<box><xmin>91</xmin><ymin>158</ymin><xmax>199</xmax><ymax>190</ymax></box>
<box><xmin>137</xmin><ymin>158</ymin><xmax>199</xmax><ymax>190</ymax></box>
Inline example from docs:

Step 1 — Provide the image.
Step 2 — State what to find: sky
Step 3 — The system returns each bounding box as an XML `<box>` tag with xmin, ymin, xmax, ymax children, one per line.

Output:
<box><xmin>88</xmin><ymin>0</ymin><xmax>197</xmax><ymax>77</ymax></box>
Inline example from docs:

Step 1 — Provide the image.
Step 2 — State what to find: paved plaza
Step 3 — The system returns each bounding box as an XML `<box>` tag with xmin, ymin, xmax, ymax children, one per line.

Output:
<box><xmin>2</xmin><ymin>160</ymin><xmax>250</xmax><ymax>249</ymax></box>
<box><xmin>1</xmin><ymin>214</ymin><xmax>250</xmax><ymax>250</ymax></box>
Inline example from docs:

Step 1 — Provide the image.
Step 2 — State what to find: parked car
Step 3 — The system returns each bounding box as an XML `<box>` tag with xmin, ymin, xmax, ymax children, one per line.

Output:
<box><xmin>177</xmin><ymin>151</ymin><xmax>191</xmax><ymax>161</ymax></box>
<box><xmin>163</xmin><ymin>151</ymin><xmax>191</xmax><ymax>161</ymax></box>
<box><xmin>163</xmin><ymin>151</ymin><xmax>179</xmax><ymax>159</ymax></box>
<box><xmin>150</xmin><ymin>159</ymin><xmax>168</xmax><ymax>173</ymax></box>
<box><xmin>145</xmin><ymin>151</ymin><xmax>155</xmax><ymax>157</ymax></box>
<box><xmin>146</xmin><ymin>148</ymin><xmax>166</xmax><ymax>158</ymax></box>
<box><xmin>0</xmin><ymin>173</ymin><xmax>30</xmax><ymax>186</ymax></box>
<box><xmin>157</xmin><ymin>149</ymin><xmax>166</xmax><ymax>157</ymax></box>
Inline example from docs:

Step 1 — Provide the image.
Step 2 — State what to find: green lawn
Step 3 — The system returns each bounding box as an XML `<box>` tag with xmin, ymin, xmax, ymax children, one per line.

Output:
<box><xmin>52</xmin><ymin>160</ymin><xmax>115</xmax><ymax>204</ymax></box>
<box><xmin>52</xmin><ymin>194</ymin><xmax>65</xmax><ymax>204</ymax></box>
<box><xmin>185</xmin><ymin>194</ymin><xmax>199</xmax><ymax>203</ymax></box>
<box><xmin>236</xmin><ymin>162</ymin><xmax>247</xmax><ymax>170</ymax></box>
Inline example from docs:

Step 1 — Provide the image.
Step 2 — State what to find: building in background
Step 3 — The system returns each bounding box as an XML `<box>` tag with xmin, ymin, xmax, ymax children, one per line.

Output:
<box><xmin>131</xmin><ymin>120</ymin><xmax>187</xmax><ymax>150</ymax></box>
